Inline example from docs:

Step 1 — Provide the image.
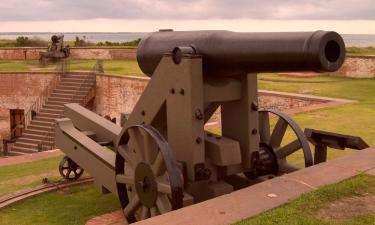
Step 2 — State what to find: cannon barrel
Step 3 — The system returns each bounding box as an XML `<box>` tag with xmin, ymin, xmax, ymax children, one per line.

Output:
<box><xmin>137</xmin><ymin>30</ymin><xmax>345</xmax><ymax>77</ymax></box>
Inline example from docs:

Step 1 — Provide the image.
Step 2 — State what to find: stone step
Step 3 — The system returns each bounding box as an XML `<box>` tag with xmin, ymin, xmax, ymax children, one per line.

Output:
<box><xmin>37</xmin><ymin>112</ymin><xmax>61</xmax><ymax>119</ymax></box>
<box><xmin>40</xmin><ymin>108</ymin><xmax>64</xmax><ymax>115</ymax></box>
<box><xmin>13</xmin><ymin>142</ymin><xmax>39</xmax><ymax>150</ymax></box>
<box><xmin>12</xmin><ymin>145</ymin><xmax>38</xmax><ymax>153</ymax></box>
<box><xmin>54</xmin><ymin>88</ymin><xmax>88</xmax><ymax>95</ymax></box>
<box><xmin>48</xmin><ymin>96</ymin><xmax>72</xmax><ymax>102</ymax></box>
<box><xmin>64</xmin><ymin>74</ymin><xmax>91</xmax><ymax>79</ymax></box>
<box><xmin>30</xmin><ymin>120</ymin><xmax>55</xmax><ymax>127</ymax></box>
<box><xmin>43</xmin><ymin>104</ymin><xmax>65</xmax><ymax>110</ymax></box>
<box><xmin>17</xmin><ymin>137</ymin><xmax>54</xmax><ymax>145</ymax></box>
<box><xmin>60</xmin><ymin>81</ymin><xmax>92</xmax><ymax>87</ymax></box>
<box><xmin>61</xmin><ymin>77</ymin><xmax>87</xmax><ymax>83</ymax></box>
<box><xmin>50</xmin><ymin>92</ymin><xmax>86</xmax><ymax>99</ymax></box>
<box><xmin>22</xmin><ymin>132</ymin><xmax>54</xmax><ymax>140</ymax></box>
<box><xmin>24</xmin><ymin>128</ymin><xmax>52</xmax><ymax>136</ymax></box>
<box><xmin>56</xmin><ymin>84</ymin><xmax>92</xmax><ymax>91</ymax></box>
<box><xmin>7</xmin><ymin>150</ymin><xmax>29</xmax><ymax>156</ymax></box>
<box><xmin>34</xmin><ymin>116</ymin><xmax>57</xmax><ymax>123</ymax></box>
<box><xmin>45</xmin><ymin>101</ymin><xmax>71</xmax><ymax>106</ymax></box>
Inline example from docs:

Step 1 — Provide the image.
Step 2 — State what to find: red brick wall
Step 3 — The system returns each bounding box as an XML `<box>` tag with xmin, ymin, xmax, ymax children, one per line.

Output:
<box><xmin>0</xmin><ymin>72</ymin><xmax>55</xmax><ymax>139</ymax></box>
<box><xmin>93</xmin><ymin>74</ymin><xmax>327</xmax><ymax>126</ymax></box>
<box><xmin>335</xmin><ymin>56</ymin><xmax>375</xmax><ymax>78</ymax></box>
<box><xmin>0</xmin><ymin>48</ymin><xmax>136</xmax><ymax>60</ymax></box>
<box><xmin>94</xmin><ymin>74</ymin><xmax>148</xmax><ymax>121</ymax></box>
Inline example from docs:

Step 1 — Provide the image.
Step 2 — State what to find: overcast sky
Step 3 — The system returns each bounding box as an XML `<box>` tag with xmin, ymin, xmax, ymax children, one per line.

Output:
<box><xmin>1</xmin><ymin>0</ymin><xmax>375</xmax><ymax>33</ymax></box>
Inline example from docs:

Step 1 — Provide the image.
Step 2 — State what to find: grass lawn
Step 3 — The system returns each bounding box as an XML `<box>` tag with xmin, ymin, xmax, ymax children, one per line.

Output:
<box><xmin>0</xmin><ymin>59</ymin><xmax>144</xmax><ymax>76</ymax></box>
<box><xmin>0</xmin><ymin>156</ymin><xmax>63</xmax><ymax>197</ymax></box>
<box><xmin>0</xmin><ymin>183</ymin><xmax>120</xmax><ymax>225</ymax></box>
<box><xmin>258</xmin><ymin>74</ymin><xmax>375</xmax><ymax>166</ymax></box>
<box><xmin>235</xmin><ymin>174</ymin><xmax>375</xmax><ymax>225</ymax></box>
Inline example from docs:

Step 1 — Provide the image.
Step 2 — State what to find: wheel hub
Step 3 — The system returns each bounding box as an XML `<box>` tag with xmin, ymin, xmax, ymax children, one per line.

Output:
<box><xmin>134</xmin><ymin>162</ymin><xmax>157</xmax><ymax>208</ymax></box>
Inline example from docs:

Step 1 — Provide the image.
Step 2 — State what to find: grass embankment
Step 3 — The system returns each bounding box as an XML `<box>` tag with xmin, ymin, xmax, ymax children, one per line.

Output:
<box><xmin>0</xmin><ymin>156</ymin><xmax>63</xmax><ymax>196</ymax></box>
<box><xmin>236</xmin><ymin>174</ymin><xmax>375</xmax><ymax>225</ymax></box>
<box><xmin>211</xmin><ymin>74</ymin><xmax>375</xmax><ymax>166</ymax></box>
<box><xmin>0</xmin><ymin>59</ymin><xmax>144</xmax><ymax>76</ymax></box>
<box><xmin>0</xmin><ymin>183</ymin><xmax>120</xmax><ymax>225</ymax></box>
<box><xmin>346</xmin><ymin>46</ymin><xmax>375</xmax><ymax>56</ymax></box>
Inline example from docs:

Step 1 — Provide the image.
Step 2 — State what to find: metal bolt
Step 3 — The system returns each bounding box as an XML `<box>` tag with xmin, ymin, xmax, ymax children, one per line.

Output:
<box><xmin>196</xmin><ymin>137</ymin><xmax>202</xmax><ymax>144</ymax></box>
<box><xmin>251</xmin><ymin>101</ymin><xmax>259</xmax><ymax>111</ymax></box>
<box><xmin>252</xmin><ymin>128</ymin><xmax>258</xmax><ymax>135</ymax></box>
<box><xmin>195</xmin><ymin>109</ymin><xmax>203</xmax><ymax>120</ymax></box>
<box><xmin>180</xmin><ymin>89</ymin><xmax>185</xmax><ymax>95</ymax></box>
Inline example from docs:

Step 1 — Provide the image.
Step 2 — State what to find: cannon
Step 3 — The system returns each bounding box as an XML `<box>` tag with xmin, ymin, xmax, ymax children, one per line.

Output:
<box><xmin>56</xmin><ymin>30</ymin><xmax>351</xmax><ymax>223</ymax></box>
<box><xmin>39</xmin><ymin>35</ymin><xmax>70</xmax><ymax>64</ymax></box>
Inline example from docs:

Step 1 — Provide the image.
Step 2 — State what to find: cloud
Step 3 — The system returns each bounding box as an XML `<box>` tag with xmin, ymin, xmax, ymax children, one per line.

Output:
<box><xmin>0</xmin><ymin>0</ymin><xmax>374</xmax><ymax>21</ymax></box>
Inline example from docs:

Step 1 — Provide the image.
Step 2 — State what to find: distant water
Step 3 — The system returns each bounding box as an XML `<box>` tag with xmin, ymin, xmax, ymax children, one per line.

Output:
<box><xmin>0</xmin><ymin>32</ymin><xmax>374</xmax><ymax>47</ymax></box>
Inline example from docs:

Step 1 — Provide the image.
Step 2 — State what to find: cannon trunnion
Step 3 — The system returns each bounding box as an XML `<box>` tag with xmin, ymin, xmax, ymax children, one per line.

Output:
<box><xmin>55</xmin><ymin>30</ymin><xmax>350</xmax><ymax>223</ymax></box>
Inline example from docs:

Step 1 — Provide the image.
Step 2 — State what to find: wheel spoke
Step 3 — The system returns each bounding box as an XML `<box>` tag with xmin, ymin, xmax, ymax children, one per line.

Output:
<box><xmin>275</xmin><ymin>139</ymin><xmax>302</xmax><ymax>159</ymax></box>
<box><xmin>156</xmin><ymin>194</ymin><xmax>171</xmax><ymax>214</ymax></box>
<box><xmin>259</xmin><ymin>112</ymin><xmax>271</xmax><ymax>143</ymax></box>
<box><xmin>151</xmin><ymin>152</ymin><xmax>164</xmax><ymax>175</ymax></box>
<box><xmin>156</xmin><ymin>178</ymin><xmax>172</xmax><ymax>195</ymax></box>
<box><xmin>67</xmin><ymin>168</ymin><xmax>72</xmax><ymax>177</ymax></box>
<box><xmin>142</xmin><ymin>132</ymin><xmax>158</xmax><ymax>164</ymax></box>
<box><xmin>140</xmin><ymin>206</ymin><xmax>150</xmax><ymax>220</ymax></box>
<box><xmin>269</xmin><ymin>118</ymin><xmax>288</xmax><ymax>148</ymax></box>
<box><xmin>129</xmin><ymin>128</ymin><xmax>144</xmax><ymax>161</ymax></box>
<box><xmin>150</xmin><ymin>206</ymin><xmax>159</xmax><ymax>217</ymax></box>
<box><xmin>116</xmin><ymin>174</ymin><xmax>134</xmax><ymax>185</ymax></box>
<box><xmin>118</xmin><ymin>145</ymin><xmax>138</xmax><ymax>169</ymax></box>
<box><xmin>123</xmin><ymin>195</ymin><xmax>141</xmax><ymax>217</ymax></box>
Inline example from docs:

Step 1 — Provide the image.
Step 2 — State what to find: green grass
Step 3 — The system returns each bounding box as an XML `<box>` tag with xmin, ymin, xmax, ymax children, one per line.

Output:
<box><xmin>0</xmin><ymin>183</ymin><xmax>120</xmax><ymax>225</ymax></box>
<box><xmin>0</xmin><ymin>59</ymin><xmax>144</xmax><ymax>76</ymax></box>
<box><xmin>0</xmin><ymin>156</ymin><xmax>63</xmax><ymax>196</ymax></box>
<box><xmin>235</xmin><ymin>174</ymin><xmax>375</xmax><ymax>225</ymax></box>
<box><xmin>0</xmin><ymin>60</ymin><xmax>30</xmax><ymax>71</ymax></box>
<box><xmin>346</xmin><ymin>46</ymin><xmax>375</xmax><ymax>56</ymax></box>
<box><xmin>258</xmin><ymin>74</ymin><xmax>375</xmax><ymax>143</ymax></box>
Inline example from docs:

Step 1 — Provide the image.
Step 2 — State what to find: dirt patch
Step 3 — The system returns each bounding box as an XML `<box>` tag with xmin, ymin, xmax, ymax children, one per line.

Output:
<box><xmin>316</xmin><ymin>194</ymin><xmax>375</xmax><ymax>220</ymax></box>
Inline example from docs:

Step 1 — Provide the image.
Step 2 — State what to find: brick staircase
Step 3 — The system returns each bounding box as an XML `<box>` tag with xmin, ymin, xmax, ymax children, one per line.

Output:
<box><xmin>9</xmin><ymin>73</ymin><xmax>96</xmax><ymax>156</ymax></box>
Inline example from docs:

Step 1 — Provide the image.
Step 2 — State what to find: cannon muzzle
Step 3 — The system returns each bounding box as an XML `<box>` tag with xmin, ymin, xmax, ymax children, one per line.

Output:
<box><xmin>137</xmin><ymin>30</ymin><xmax>345</xmax><ymax>77</ymax></box>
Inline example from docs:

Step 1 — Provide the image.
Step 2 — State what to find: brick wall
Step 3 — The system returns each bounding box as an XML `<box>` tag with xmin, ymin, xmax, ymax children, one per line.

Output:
<box><xmin>94</xmin><ymin>74</ymin><xmax>327</xmax><ymax>125</ymax></box>
<box><xmin>0</xmin><ymin>72</ymin><xmax>55</xmax><ymax>139</ymax></box>
<box><xmin>335</xmin><ymin>56</ymin><xmax>375</xmax><ymax>78</ymax></box>
<box><xmin>0</xmin><ymin>48</ymin><xmax>136</xmax><ymax>60</ymax></box>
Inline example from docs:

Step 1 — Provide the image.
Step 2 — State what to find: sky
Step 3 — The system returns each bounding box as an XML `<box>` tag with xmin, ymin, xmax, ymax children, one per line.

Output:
<box><xmin>0</xmin><ymin>0</ymin><xmax>375</xmax><ymax>34</ymax></box>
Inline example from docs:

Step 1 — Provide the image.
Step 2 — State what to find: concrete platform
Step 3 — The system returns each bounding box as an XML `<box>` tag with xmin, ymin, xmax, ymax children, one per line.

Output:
<box><xmin>86</xmin><ymin>148</ymin><xmax>375</xmax><ymax>225</ymax></box>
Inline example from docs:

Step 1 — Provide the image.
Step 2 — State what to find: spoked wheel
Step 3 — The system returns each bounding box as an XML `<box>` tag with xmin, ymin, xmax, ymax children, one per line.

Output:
<box><xmin>59</xmin><ymin>156</ymin><xmax>84</xmax><ymax>180</ymax></box>
<box><xmin>258</xmin><ymin>109</ymin><xmax>313</xmax><ymax>173</ymax></box>
<box><xmin>115</xmin><ymin>124</ymin><xmax>183</xmax><ymax>223</ymax></box>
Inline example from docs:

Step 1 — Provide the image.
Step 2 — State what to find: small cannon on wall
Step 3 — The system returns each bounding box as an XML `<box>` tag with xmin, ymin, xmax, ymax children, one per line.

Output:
<box><xmin>56</xmin><ymin>30</ymin><xmax>348</xmax><ymax>223</ymax></box>
<box><xmin>39</xmin><ymin>35</ymin><xmax>70</xmax><ymax>64</ymax></box>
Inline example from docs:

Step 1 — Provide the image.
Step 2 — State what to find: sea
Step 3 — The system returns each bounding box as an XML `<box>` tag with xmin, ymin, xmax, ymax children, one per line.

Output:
<box><xmin>0</xmin><ymin>32</ymin><xmax>374</xmax><ymax>47</ymax></box>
